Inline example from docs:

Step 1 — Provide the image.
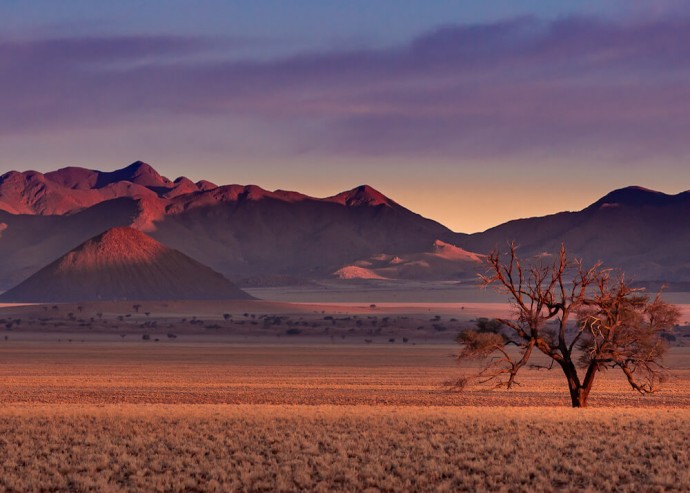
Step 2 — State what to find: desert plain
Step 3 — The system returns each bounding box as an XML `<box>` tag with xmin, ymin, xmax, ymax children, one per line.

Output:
<box><xmin>0</xmin><ymin>283</ymin><xmax>687</xmax><ymax>492</ymax></box>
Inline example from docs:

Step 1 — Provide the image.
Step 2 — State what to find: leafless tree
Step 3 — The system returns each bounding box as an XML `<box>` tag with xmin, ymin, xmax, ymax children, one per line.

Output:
<box><xmin>457</xmin><ymin>243</ymin><xmax>680</xmax><ymax>407</ymax></box>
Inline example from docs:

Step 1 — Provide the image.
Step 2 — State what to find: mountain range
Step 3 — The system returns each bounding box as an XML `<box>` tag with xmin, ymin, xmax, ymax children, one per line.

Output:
<box><xmin>0</xmin><ymin>161</ymin><xmax>688</xmax><ymax>293</ymax></box>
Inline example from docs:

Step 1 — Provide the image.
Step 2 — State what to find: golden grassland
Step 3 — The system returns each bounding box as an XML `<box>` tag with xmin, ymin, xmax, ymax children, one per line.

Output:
<box><xmin>0</xmin><ymin>404</ymin><xmax>688</xmax><ymax>492</ymax></box>
<box><xmin>0</xmin><ymin>341</ymin><xmax>688</xmax><ymax>491</ymax></box>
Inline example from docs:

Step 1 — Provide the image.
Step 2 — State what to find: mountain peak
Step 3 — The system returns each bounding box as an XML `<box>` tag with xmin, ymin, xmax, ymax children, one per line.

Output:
<box><xmin>0</xmin><ymin>226</ymin><xmax>251</xmax><ymax>302</ymax></box>
<box><xmin>123</xmin><ymin>160</ymin><xmax>155</xmax><ymax>172</ymax></box>
<box><xmin>97</xmin><ymin>161</ymin><xmax>171</xmax><ymax>189</ymax></box>
<box><xmin>592</xmin><ymin>186</ymin><xmax>675</xmax><ymax>208</ymax></box>
<box><xmin>44</xmin><ymin>166</ymin><xmax>99</xmax><ymax>189</ymax></box>
<box><xmin>196</xmin><ymin>179</ymin><xmax>218</xmax><ymax>191</ymax></box>
<box><xmin>124</xmin><ymin>161</ymin><xmax>170</xmax><ymax>184</ymax></box>
<box><xmin>60</xmin><ymin>226</ymin><xmax>165</xmax><ymax>267</ymax></box>
<box><xmin>328</xmin><ymin>184</ymin><xmax>395</xmax><ymax>207</ymax></box>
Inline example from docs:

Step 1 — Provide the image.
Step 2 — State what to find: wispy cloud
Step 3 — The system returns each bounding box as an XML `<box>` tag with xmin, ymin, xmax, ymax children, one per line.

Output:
<box><xmin>2</xmin><ymin>15</ymin><xmax>690</xmax><ymax>160</ymax></box>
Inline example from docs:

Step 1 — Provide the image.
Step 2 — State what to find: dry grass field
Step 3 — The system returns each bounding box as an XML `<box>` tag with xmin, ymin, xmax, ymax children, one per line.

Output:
<box><xmin>0</xmin><ymin>298</ymin><xmax>688</xmax><ymax>491</ymax></box>
<box><xmin>0</xmin><ymin>404</ymin><xmax>688</xmax><ymax>492</ymax></box>
<box><xmin>0</xmin><ymin>338</ymin><xmax>688</xmax><ymax>491</ymax></box>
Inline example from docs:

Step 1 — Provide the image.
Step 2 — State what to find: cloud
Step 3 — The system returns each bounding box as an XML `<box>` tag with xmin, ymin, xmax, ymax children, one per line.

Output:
<box><xmin>2</xmin><ymin>15</ymin><xmax>690</xmax><ymax>161</ymax></box>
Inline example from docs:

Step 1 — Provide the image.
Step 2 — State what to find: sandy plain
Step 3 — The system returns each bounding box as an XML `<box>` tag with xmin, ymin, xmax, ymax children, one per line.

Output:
<box><xmin>0</xmin><ymin>285</ymin><xmax>689</xmax><ymax>491</ymax></box>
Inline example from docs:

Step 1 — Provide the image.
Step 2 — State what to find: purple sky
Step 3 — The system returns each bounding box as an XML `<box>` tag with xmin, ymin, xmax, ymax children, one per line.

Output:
<box><xmin>1</xmin><ymin>1</ymin><xmax>689</xmax><ymax>232</ymax></box>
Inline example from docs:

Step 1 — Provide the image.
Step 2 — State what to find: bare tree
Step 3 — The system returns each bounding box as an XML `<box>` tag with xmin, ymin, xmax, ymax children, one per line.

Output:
<box><xmin>457</xmin><ymin>243</ymin><xmax>679</xmax><ymax>407</ymax></box>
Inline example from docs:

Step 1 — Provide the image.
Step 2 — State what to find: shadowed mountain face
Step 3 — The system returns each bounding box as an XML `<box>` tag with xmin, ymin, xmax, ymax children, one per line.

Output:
<box><xmin>0</xmin><ymin>227</ymin><xmax>251</xmax><ymax>302</ymax></box>
<box><xmin>463</xmin><ymin>186</ymin><xmax>690</xmax><ymax>282</ymax></box>
<box><xmin>0</xmin><ymin>162</ymin><xmax>463</xmax><ymax>289</ymax></box>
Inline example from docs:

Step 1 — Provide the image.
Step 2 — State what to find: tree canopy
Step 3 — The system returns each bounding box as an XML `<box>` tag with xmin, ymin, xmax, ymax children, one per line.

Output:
<box><xmin>457</xmin><ymin>243</ymin><xmax>680</xmax><ymax>407</ymax></box>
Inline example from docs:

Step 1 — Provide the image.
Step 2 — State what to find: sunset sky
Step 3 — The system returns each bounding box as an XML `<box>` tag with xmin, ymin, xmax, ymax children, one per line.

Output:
<box><xmin>2</xmin><ymin>1</ymin><xmax>689</xmax><ymax>232</ymax></box>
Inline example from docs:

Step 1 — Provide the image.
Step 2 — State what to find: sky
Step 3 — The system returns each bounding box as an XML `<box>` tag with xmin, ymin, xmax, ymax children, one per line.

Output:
<box><xmin>2</xmin><ymin>0</ymin><xmax>690</xmax><ymax>232</ymax></box>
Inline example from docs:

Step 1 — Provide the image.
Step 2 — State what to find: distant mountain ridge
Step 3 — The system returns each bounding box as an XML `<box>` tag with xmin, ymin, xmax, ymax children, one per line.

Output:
<box><xmin>462</xmin><ymin>186</ymin><xmax>690</xmax><ymax>283</ymax></box>
<box><xmin>0</xmin><ymin>161</ymin><xmax>404</xmax><ymax>217</ymax></box>
<box><xmin>0</xmin><ymin>161</ymin><xmax>462</xmax><ymax>289</ymax></box>
<box><xmin>1</xmin><ymin>161</ymin><xmax>689</xmax><ymax>289</ymax></box>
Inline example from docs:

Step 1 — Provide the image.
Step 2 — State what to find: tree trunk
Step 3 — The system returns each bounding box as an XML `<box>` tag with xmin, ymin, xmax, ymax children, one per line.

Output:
<box><xmin>568</xmin><ymin>385</ymin><xmax>589</xmax><ymax>408</ymax></box>
<box><xmin>575</xmin><ymin>362</ymin><xmax>598</xmax><ymax>408</ymax></box>
<box><xmin>562</xmin><ymin>362</ymin><xmax>590</xmax><ymax>408</ymax></box>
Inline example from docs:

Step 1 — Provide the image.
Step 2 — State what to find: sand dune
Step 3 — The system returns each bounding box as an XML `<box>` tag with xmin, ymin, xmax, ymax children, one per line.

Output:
<box><xmin>334</xmin><ymin>240</ymin><xmax>484</xmax><ymax>280</ymax></box>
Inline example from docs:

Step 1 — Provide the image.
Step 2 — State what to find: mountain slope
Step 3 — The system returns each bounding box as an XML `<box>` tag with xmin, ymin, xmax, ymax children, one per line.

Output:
<box><xmin>0</xmin><ymin>198</ymin><xmax>140</xmax><ymax>288</ymax></box>
<box><xmin>0</xmin><ymin>227</ymin><xmax>252</xmax><ymax>302</ymax></box>
<box><xmin>3</xmin><ymin>162</ymin><xmax>689</xmax><ymax>286</ymax></box>
<box><xmin>151</xmin><ymin>188</ymin><xmax>463</xmax><ymax>280</ymax></box>
<box><xmin>462</xmin><ymin>186</ymin><xmax>690</xmax><ymax>281</ymax></box>
<box><xmin>0</xmin><ymin>162</ymin><xmax>466</xmax><ymax>288</ymax></box>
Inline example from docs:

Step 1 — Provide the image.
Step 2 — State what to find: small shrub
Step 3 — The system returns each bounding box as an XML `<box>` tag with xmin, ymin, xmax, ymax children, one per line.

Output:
<box><xmin>443</xmin><ymin>377</ymin><xmax>469</xmax><ymax>392</ymax></box>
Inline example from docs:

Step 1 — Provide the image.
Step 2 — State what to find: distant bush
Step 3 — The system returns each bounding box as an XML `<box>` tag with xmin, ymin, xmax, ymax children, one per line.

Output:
<box><xmin>475</xmin><ymin>317</ymin><xmax>504</xmax><ymax>333</ymax></box>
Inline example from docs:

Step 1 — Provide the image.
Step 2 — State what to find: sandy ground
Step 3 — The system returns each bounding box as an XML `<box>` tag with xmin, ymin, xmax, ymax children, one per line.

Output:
<box><xmin>0</xmin><ymin>341</ymin><xmax>688</xmax><ymax>408</ymax></box>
